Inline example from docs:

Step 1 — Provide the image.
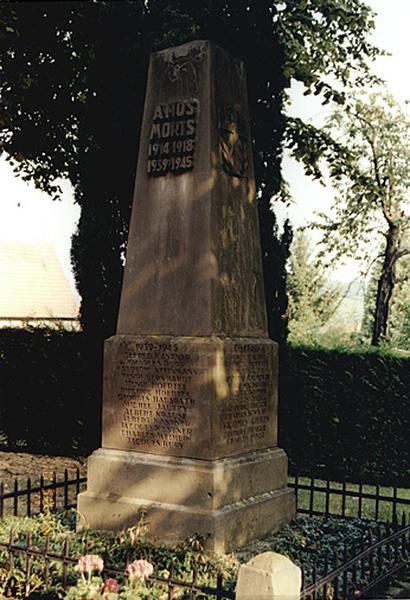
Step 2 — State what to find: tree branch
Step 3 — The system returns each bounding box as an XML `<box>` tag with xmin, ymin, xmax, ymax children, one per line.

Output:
<box><xmin>394</xmin><ymin>248</ymin><xmax>410</xmax><ymax>262</ymax></box>
<box><xmin>350</xmin><ymin>109</ymin><xmax>394</xmax><ymax>224</ymax></box>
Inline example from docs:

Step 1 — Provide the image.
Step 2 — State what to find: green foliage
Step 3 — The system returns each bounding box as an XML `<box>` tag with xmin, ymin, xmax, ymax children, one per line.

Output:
<box><xmin>276</xmin><ymin>0</ymin><xmax>380</xmax><ymax>92</ymax></box>
<box><xmin>237</xmin><ymin>515</ymin><xmax>379</xmax><ymax>581</ymax></box>
<box><xmin>0</xmin><ymin>510</ymin><xmax>379</xmax><ymax>598</ymax></box>
<box><xmin>362</xmin><ymin>252</ymin><xmax>410</xmax><ymax>350</ymax></box>
<box><xmin>384</xmin><ymin>246</ymin><xmax>410</xmax><ymax>350</ymax></box>
<box><xmin>0</xmin><ymin>1</ymin><xmax>381</xmax><ymax>345</ymax></box>
<box><xmin>0</xmin><ymin>511</ymin><xmax>238</xmax><ymax>598</ymax></box>
<box><xmin>287</xmin><ymin>230</ymin><xmax>341</xmax><ymax>343</ymax></box>
<box><xmin>311</xmin><ymin>91</ymin><xmax>410</xmax><ymax>344</ymax></box>
<box><xmin>280</xmin><ymin>343</ymin><xmax>410</xmax><ymax>485</ymax></box>
<box><xmin>389</xmin><ymin>271</ymin><xmax>410</xmax><ymax>350</ymax></box>
<box><xmin>0</xmin><ymin>2</ymin><xmax>148</xmax><ymax>339</ymax></box>
<box><xmin>314</xmin><ymin>92</ymin><xmax>410</xmax><ymax>264</ymax></box>
<box><xmin>280</xmin><ymin>0</ymin><xmax>382</xmax><ymax>182</ymax></box>
<box><xmin>0</xmin><ymin>328</ymin><xmax>99</xmax><ymax>454</ymax></box>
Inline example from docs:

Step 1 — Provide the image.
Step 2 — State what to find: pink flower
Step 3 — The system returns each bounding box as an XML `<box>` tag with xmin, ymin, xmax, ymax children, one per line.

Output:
<box><xmin>126</xmin><ymin>559</ymin><xmax>154</xmax><ymax>581</ymax></box>
<box><xmin>103</xmin><ymin>578</ymin><xmax>120</xmax><ymax>593</ymax></box>
<box><xmin>75</xmin><ymin>554</ymin><xmax>104</xmax><ymax>574</ymax></box>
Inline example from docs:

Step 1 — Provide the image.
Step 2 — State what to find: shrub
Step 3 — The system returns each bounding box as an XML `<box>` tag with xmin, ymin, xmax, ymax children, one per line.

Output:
<box><xmin>0</xmin><ymin>511</ymin><xmax>382</xmax><ymax>598</ymax></box>
<box><xmin>0</xmin><ymin>327</ymin><xmax>101</xmax><ymax>455</ymax></box>
<box><xmin>0</xmin><ymin>510</ymin><xmax>238</xmax><ymax>598</ymax></box>
<box><xmin>280</xmin><ymin>343</ymin><xmax>410</xmax><ymax>485</ymax></box>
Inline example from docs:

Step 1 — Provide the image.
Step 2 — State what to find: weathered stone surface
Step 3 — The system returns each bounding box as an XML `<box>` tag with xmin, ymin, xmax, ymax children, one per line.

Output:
<box><xmin>78</xmin><ymin>40</ymin><xmax>295</xmax><ymax>552</ymax></box>
<box><xmin>117</xmin><ymin>40</ymin><xmax>266</xmax><ymax>338</ymax></box>
<box><xmin>77</xmin><ymin>448</ymin><xmax>295</xmax><ymax>553</ymax></box>
<box><xmin>102</xmin><ymin>335</ymin><xmax>278</xmax><ymax>460</ymax></box>
<box><xmin>236</xmin><ymin>552</ymin><xmax>302</xmax><ymax>600</ymax></box>
<box><xmin>80</xmin><ymin>446</ymin><xmax>288</xmax><ymax>509</ymax></box>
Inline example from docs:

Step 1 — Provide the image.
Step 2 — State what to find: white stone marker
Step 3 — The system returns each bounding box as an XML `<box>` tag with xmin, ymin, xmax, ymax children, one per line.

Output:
<box><xmin>236</xmin><ymin>552</ymin><xmax>302</xmax><ymax>600</ymax></box>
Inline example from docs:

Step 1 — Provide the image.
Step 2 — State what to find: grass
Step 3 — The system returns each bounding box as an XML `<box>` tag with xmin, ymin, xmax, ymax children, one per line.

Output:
<box><xmin>2</xmin><ymin>471</ymin><xmax>410</xmax><ymax>524</ymax></box>
<box><xmin>289</xmin><ymin>476</ymin><xmax>410</xmax><ymax>523</ymax></box>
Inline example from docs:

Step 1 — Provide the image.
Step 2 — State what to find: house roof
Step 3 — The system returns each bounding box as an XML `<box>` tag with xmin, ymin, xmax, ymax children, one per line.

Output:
<box><xmin>0</xmin><ymin>242</ymin><xmax>79</xmax><ymax>319</ymax></box>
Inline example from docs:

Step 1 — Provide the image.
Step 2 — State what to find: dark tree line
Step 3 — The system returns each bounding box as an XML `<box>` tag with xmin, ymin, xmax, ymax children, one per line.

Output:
<box><xmin>0</xmin><ymin>1</ymin><xmax>380</xmax><ymax>345</ymax></box>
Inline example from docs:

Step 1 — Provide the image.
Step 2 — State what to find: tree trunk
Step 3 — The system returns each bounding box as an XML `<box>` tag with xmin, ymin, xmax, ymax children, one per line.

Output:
<box><xmin>258</xmin><ymin>195</ymin><xmax>292</xmax><ymax>344</ymax></box>
<box><xmin>371</xmin><ymin>223</ymin><xmax>402</xmax><ymax>345</ymax></box>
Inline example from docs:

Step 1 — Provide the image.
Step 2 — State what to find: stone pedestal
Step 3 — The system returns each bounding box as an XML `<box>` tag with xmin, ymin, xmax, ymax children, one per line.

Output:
<box><xmin>78</xmin><ymin>447</ymin><xmax>293</xmax><ymax>553</ymax></box>
<box><xmin>77</xmin><ymin>40</ymin><xmax>294</xmax><ymax>552</ymax></box>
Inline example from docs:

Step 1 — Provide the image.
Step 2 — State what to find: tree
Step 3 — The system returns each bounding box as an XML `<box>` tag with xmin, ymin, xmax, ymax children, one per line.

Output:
<box><xmin>1</xmin><ymin>1</ymin><xmax>148</xmax><ymax>339</ymax></box>
<box><xmin>287</xmin><ymin>230</ymin><xmax>341</xmax><ymax>343</ymax></box>
<box><xmin>389</xmin><ymin>261</ymin><xmax>410</xmax><ymax>351</ymax></box>
<box><xmin>0</xmin><ymin>1</ymin><xmax>381</xmax><ymax>343</ymax></box>
<box><xmin>313</xmin><ymin>92</ymin><xmax>410</xmax><ymax>345</ymax></box>
<box><xmin>363</xmin><ymin>250</ymin><xmax>410</xmax><ymax>350</ymax></box>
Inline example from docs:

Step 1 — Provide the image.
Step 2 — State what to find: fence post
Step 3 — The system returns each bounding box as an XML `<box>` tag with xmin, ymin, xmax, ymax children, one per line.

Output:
<box><xmin>236</xmin><ymin>552</ymin><xmax>301</xmax><ymax>600</ymax></box>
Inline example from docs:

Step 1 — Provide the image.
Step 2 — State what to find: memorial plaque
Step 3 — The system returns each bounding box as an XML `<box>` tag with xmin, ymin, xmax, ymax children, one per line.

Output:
<box><xmin>147</xmin><ymin>99</ymin><xmax>198</xmax><ymax>176</ymax></box>
<box><xmin>102</xmin><ymin>336</ymin><xmax>277</xmax><ymax>460</ymax></box>
<box><xmin>78</xmin><ymin>40</ymin><xmax>294</xmax><ymax>552</ymax></box>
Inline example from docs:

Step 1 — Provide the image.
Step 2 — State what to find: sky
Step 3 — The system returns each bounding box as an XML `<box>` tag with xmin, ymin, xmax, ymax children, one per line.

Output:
<box><xmin>277</xmin><ymin>0</ymin><xmax>410</xmax><ymax>281</ymax></box>
<box><xmin>0</xmin><ymin>0</ymin><xmax>409</xmax><ymax>289</ymax></box>
<box><xmin>0</xmin><ymin>160</ymin><xmax>79</xmax><ymax>293</ymax></box>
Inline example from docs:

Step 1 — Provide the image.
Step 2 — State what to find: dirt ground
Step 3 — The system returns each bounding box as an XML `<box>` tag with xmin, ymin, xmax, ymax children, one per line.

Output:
<box><xmin>0</xmin><ymin>449</ymin><xmax>86</xmax><ymax>481</ymax></box>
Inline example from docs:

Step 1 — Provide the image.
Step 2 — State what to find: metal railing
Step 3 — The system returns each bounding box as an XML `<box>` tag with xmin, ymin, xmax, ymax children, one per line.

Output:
<box><xmin>2</xmin><ymin>470</ymin><xmax>410</xmax><ymax>598</ymax></box>
<box><xmin>3</xmin><ymin>472</ymin><xmax>410</xmax><ymax>524</ymax></box>
<box><xmin>0</xmin><ymin>468</ymin><xmax>86</xmax><ymax>518</ymax></box>
<box><xmin>301</xmin><ymin>520</ymin><xmax>410</xmax><ymax>599</ymax></box>
<box><xmin>0</xmin><ymin>530</ymin><xmax>235</xmax><ymax>599</ymax></box>
<box><xmin>289</xmin><ymin>475</ymin><xmax>410</xmax><ymax>523</ymax></box>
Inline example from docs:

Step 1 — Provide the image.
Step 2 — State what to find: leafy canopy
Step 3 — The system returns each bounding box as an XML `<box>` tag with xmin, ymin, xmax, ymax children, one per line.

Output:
<box><xmin>363</xmin><ymin>249</ymin><xmax>410</xmax><ymax>351</ymax></box>
<box><xmin>308</xmin><ymin>90</ymin><xmax>410</xmax><ymax>345</ymax></box>
<box><xmin>0</xmin><ymin>1</ymin><xmax>381</xmax><ymax>338</ymax></box>
<box><xmin>312</xmin><ymin>91</ymin><xmax>410</xmax><ymax>267</ymax></box>
<box><xmin>279</xmin><ymin>0</ymin><xmax>382</xmax><ymax>186</ymax></box>
<box><xmin>287</xmin><ymin>230</ymin><xmax>341</xmax><ymax>344</ymax></box>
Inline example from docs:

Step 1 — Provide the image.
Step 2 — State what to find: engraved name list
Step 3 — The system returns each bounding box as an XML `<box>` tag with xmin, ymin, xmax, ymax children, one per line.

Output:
<box><xmin>117</xmin><ymin>342</ymin><xmax>203</xmax><ymax>449</ymax></box>
<box><xmin>109</xmin><ymin>341</ymin><xmax>273</xmax><ymax>455</ymax></box>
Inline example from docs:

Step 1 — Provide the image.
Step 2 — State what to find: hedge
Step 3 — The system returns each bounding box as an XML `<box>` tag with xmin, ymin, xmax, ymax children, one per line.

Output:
<box><xmin>279</xmin><ymin>344</ymin><xmax>410</xmax><ymax>486</ymax></box>
<box><xmin>0</xmin><ymin>328</ymin><xmax>101</xmax><ymax>455</ymax></box>
<box><xmin>1</xmin><ymin>330</ymin><xmax>409</xmax><ymax>486</ymax></box>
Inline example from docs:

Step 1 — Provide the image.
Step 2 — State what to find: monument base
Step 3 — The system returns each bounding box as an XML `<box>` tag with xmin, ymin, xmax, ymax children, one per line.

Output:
<box><xmin>77</xmin><ymin>447</ymin><xmax>295</xmax><ymax>553</ymax></box>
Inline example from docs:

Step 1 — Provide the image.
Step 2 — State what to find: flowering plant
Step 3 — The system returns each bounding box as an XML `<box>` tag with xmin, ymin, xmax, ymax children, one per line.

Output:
<box><xmin>64</xmin><ymin>555</ymin><xmax>159</xmax><ymax>599</ymax></box>
<box><xmin>126</xmin><ymin>559</ymin><xmax>153</xmax><ymax>581</ymax></box>
<box><xmin>75</xmin><ymin>555</ymin><xmax>104</xmax><ymax>576</ymax></box>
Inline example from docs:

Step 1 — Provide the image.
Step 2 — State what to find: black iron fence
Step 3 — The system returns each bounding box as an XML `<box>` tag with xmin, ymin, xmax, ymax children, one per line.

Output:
<box><xmin>3</xmin><ymin>472</ymin><xmax>410</xmax><ymax>524</ymax></box>
<box><xmin>2</xmin><ymin>525</ymin><xmax>409</xmax><ymax>600</ymax></box>
<box><xmin>0</xmin><ymin>530</ymin><xmax>235</xmax><ymax>599</ymax></box>
<box><xmin>289</xmin><ymin>475</ymin><xmax>410</xmax><ymax>523</ymax></box>
<box><xmin>301</xmin><ymin>521</ymin><xmax>410</xmax><ymax>599</ymax></box>
<box><xmin>2</xmin><ymin>471</ymin><xmax>410</xmax><ymax>598</ymax></box>
<box><xmin>0</xmin><ymin>468</ymin><xmax>86</xmax><ymax>518</ymax></box>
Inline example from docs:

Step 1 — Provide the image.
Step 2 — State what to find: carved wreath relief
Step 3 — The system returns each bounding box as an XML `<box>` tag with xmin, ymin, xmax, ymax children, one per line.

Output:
<box><xmin>219</xmin><ymin>107</ymin><xmax>248</xmax><ymax>179</ymax></box>
<box><xmin>147</xmin><ymin>99</ymin><xmax>198</xmax><ymax>176</ymax></box>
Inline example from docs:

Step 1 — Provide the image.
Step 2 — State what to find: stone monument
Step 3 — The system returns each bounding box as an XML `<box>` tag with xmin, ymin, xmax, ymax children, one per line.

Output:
<box><xmin>77</xmin><ymin>40</ymin><xmax>295</xmax><ymax>553</ymax></box>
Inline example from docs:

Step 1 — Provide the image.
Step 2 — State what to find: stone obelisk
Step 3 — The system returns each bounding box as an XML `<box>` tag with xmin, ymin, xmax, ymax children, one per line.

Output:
<box><xmin>78</xmin><ymin>40</ymin><xmax>294</xmax><ymax>553</ymax></box>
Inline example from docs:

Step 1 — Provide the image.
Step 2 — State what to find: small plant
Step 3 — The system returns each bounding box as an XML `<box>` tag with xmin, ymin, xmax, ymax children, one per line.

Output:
<box><xmin>0</xmin><ymin>565</ymin><xmax>43</xmax><ymax>599</ymax></box>
<box><xmin>64</xmin><ymin>555</ymin><xmax>156</xmax><ymax>599</ymax></box>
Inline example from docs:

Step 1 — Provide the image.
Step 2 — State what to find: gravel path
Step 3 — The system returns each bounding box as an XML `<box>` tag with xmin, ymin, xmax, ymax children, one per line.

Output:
<box><xmin>0</xmin><ymin>450</ymin><xmax>86</xmax><ymax>481</ymax></box>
